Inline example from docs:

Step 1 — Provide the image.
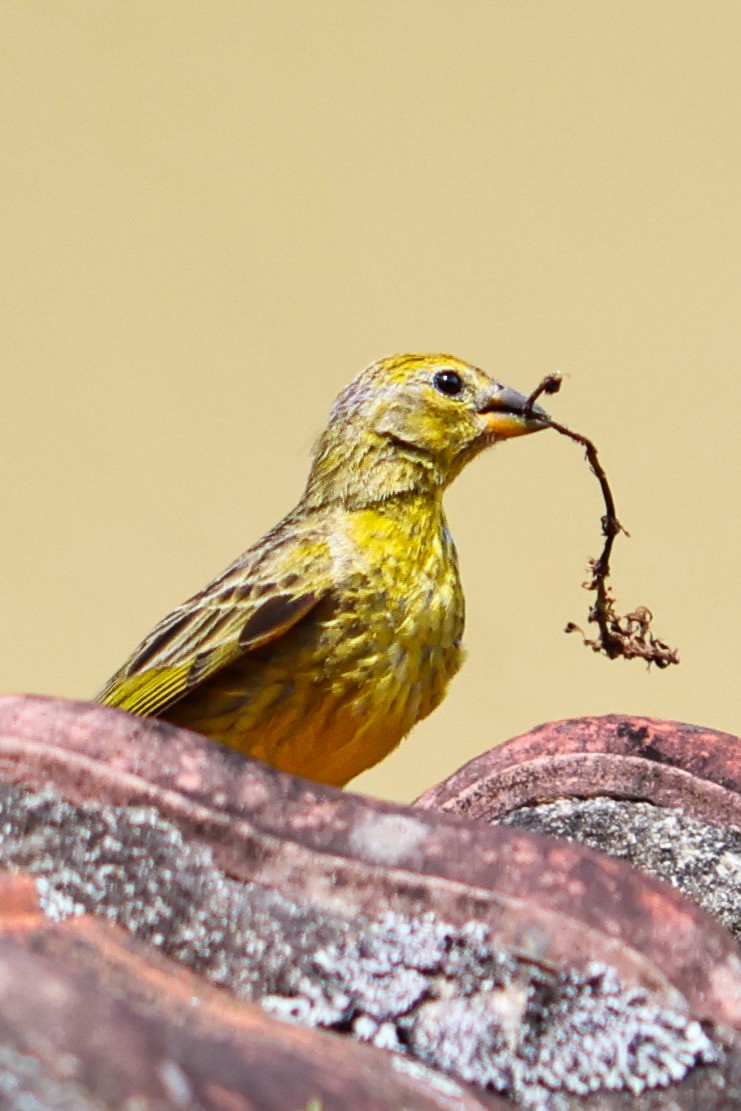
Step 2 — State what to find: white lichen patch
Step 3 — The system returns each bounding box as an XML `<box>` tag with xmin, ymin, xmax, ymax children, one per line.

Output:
<box><xmin>501</xmin><ymin>796</ymin><xmax>741</xmax><ymax>941</ymax></box>
<box><xmin>348</xmin><ymin>812</ymin><xmax>429</xmax><ymax>865</ymax></box>
<box><xmin>0</xmin><ymin>784</ymin><xmax>722</xmax><ymax>1110</ymax></box>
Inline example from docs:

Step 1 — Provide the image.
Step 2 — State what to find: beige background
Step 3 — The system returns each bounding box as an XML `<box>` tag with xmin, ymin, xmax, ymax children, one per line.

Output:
<box><xmin>2</xmin><ymin>2</ymin><xmax>739</xmax><ymax>801</ymax></box>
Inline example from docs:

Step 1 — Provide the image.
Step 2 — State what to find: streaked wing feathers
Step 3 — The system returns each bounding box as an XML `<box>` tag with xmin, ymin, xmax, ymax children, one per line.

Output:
<box><xmin>98</xmin><ymin>581</ymin><xmax>324</xmax><ymax>718</ymax></box>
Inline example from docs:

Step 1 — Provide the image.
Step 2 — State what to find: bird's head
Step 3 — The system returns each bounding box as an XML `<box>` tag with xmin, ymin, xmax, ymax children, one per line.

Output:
<box><xmin>304</xmin><ymin>354</ymin><xmax>550</xmax><ymax>508</ymax></box>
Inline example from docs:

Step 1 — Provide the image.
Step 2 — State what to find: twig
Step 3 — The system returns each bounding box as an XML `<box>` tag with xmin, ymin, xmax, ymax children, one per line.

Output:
<box><xmin>523</xmin><ymin>372</ymin><xmax>564</xmax><ymax>418</ymax></box>
<box><xmin>527</xmin><ymin>377</ymin><xmax>679</xmax><ymax>668</ymax></box>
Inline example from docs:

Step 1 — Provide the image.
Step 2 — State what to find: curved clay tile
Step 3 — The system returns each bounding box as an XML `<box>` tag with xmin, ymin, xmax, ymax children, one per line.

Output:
<box><xmin>415</xmin><ymin>715</ymin><xmax>741</xmax><ymax>944</ymax></box>
<box><xmin>0</xmin><ymin>695</ymin><xmax>738</xmax><ymax>1108</ymax></box>
<box><xmin>415</xmin><ymin>715</ymin><xmax>741</xmax><ymax>826</ymax></box>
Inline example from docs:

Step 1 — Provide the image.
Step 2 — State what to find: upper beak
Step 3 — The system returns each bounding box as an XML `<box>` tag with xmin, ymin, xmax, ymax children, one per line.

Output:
<box><xmin>478</xmin><ymin>384</ymin><xmax>550</xmax><ymax>440</ymax></box>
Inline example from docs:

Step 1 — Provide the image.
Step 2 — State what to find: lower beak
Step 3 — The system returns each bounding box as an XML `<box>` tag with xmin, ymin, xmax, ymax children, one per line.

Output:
<box><xmin>479</xmin><ymin>385</ymin><xmax>550</xmax><ymax>440</ymax></box>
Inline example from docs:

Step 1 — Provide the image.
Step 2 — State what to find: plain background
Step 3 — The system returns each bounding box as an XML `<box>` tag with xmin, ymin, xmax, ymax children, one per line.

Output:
<box><xmin>2</xmin><ymin>2</ymin><xmax>739</xmax><ymax>801</ymax></box>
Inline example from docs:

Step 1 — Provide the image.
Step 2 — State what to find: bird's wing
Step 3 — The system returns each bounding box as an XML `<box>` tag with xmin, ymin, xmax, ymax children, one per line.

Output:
<box><xmin>97</xmin><ymin>535</ymin><xmax>330</xmax><ymax>718</ymax></box>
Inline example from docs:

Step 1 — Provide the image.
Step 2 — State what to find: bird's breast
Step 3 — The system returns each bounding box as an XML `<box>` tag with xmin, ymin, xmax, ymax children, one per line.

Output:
<box><xmin>168</xmin><ymin>498</ymin><xmax>466</xmax><ymax>787</ymax></box>
<box><xmin>323</xmin><ymin>501</ymin><xmax>465</xmax><ymax>724</ymax></box>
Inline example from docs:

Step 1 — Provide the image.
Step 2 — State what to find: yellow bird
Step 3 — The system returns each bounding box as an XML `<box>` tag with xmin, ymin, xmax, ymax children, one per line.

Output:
<box><xmin>97</xmin><ymin>354</ymin><xmax>548</xmax><ymax>786</ymax></box>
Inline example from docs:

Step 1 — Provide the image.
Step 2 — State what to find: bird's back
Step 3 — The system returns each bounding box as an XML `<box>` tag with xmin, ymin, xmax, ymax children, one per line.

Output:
<box><xmin>103</xmin><ymin>491</ymin><xmax>465</xmax><ymax>786</ymax></box>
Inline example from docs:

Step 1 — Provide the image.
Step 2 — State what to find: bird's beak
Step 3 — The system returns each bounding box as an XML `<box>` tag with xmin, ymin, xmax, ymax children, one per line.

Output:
<box><xmin>478</xmin><ymin>384</ymin><xmax>550</xmax><ymax>440</ymax></box>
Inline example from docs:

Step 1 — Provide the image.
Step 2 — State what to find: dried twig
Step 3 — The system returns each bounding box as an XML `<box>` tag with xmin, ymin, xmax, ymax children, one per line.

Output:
<box><xmin>523</xmin><ymin>372</ymin><xmax>564</xmax><ymax>417</ymax></box>
<box><xmin>525</xmin><ymin>376</ymin><xmax>679</xmax><ymax>668</ymax></box>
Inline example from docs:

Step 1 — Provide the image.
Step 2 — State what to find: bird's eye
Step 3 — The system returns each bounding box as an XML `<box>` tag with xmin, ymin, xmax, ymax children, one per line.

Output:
<box><xmin>433</xmin><ymin>370</ymin><xmax>464</xmax><ymax>397</ymax></box>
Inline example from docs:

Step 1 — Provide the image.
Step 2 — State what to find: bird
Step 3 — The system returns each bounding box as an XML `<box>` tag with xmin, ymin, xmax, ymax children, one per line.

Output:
<box><xmin>97</xmin><ymin>354</ymin><xmax>549</xmax><ymax>787</ymax></box>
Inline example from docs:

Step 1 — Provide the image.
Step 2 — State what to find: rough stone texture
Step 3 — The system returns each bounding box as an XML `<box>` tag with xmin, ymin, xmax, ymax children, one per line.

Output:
<box><xmin>415</xmin><ymin>714</ymin><xmax>741</xmax><ymax>948</ymax></box>
<box><xmin>0</xmin><ymin>782</ymin><xmax>723</xmax><ymax>1110</ymax></box>
<box><xmin>0</xmin><ymin>696</ymin><xmax>739</xmax><ymax>1108</ymax></box>
<box><xmin>0</xmin><ymin>696</ymin><xmax>738</xmax><ymax>1029</ymax></box>
<box><xmin>0</xmin><ymin>876</ymin><xmax>492</xmax><ymax>1111</ymax></box>
<box><xmin>501</xmin><ymin>797</ymin><xmax>741</xmax><ymax>943</ymax></box>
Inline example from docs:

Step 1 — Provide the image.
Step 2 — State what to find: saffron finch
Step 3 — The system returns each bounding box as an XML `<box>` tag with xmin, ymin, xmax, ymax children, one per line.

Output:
<box><xmin>97</xmin><ymin>354</ymin><xmax>548</xmax><ymax>786</ymax></box>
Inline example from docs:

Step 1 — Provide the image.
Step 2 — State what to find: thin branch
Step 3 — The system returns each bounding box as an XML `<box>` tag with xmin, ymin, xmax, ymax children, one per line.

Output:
<box><xmin>523</xmin><ymin>372</ymin><xmax>564</xmax><ymax>418</ymax></box>
<box><xmin>525</xmin><ymin>377</ymin><xmax>679</xmax><ymax>668</ymax></box>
